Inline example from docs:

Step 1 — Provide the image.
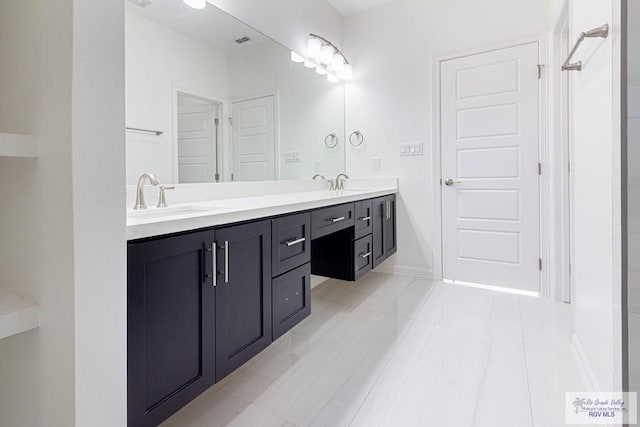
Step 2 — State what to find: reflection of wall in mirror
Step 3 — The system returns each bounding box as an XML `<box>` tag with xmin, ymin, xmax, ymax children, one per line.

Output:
<box><xmin>227</xmin><ymin>42</ymin><xmax>346</xmax><ymax>180</ymax></box>
<box><xmin>125</xmin><ymin>11</ymin><xmax>229</xmax><ymax>185</ymax></box>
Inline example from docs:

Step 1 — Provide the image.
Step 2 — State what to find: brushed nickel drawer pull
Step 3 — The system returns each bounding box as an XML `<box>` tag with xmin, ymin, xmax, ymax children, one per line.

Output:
<box><xmin>359</xmin><ymin>216</ymin><xmax>371</xmax><ymax>221</ymax></box>
<box><xmin>360</xmin><ymin>252</ymin><xmax>372</xmax><ymax>258</ymax></box>
<box><xmin>331</xmin><ymin>216</ymin><xmax>345</xmax><ymax>223</ymax></box>
<box><xmin>284</xmin><ymin>237</ymin><xmax>306</xmax><ymax>247</ymax></box>
<box><xmin>224</xmin><ymin>240</ymin><xmax>229</xmax><ymax>284</ymax></box>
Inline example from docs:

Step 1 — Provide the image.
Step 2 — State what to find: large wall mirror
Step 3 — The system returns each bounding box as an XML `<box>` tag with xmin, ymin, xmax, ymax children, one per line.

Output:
<box><xmin>125</xmin><ymin>0</ymin><xmax>346</xmax><ymax>184</ymax></box>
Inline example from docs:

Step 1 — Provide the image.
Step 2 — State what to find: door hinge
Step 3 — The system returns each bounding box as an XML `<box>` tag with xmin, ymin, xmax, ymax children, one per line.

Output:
<box><xmin>539</xmin><ymin>258</ymin><xmax>543</xmax><ymax>271</ymax></box>
<box><xmin>537</xmin><ymin>64</ymin><xmax>545</xmax><ymax>79</ymax></box>
<box><xmin>538</xmin><ymin>162</ymin><xmax>542</xmax><ymax>175</ymax></box>
<box><xmin>214</xmin><ymin>118</ymin><xmax>219</xmax><ymax>126</ymax></box>
<box><xmin>231</xmin><ymin>173</ymin><xmax>234</xmax><ymax>181</ymax></box>
<box><xmin>215</xmin><ymin>172</ymin><xmax>220</xmax><ymax>182</ymax></box>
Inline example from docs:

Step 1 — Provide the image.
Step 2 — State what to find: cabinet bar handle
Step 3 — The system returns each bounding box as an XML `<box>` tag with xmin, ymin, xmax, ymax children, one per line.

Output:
<box><xmin>330</xmin><ymin>216</ymin><xmax>346</xmax><ymax>223</ymax></box>
<box><xmin>224</xmin><ymin>240</ymin><xmax>229</xmax><ymax>283</ymax></box>
<box><xmin>359</xmin><ymin>216</ymin><xmax>371</xmax><ymax>221</ymax></box>
<box><xmin>386</xmin><ymin>201</ymin><xmax>390</xmax><ymax>219</ymax></box>
<box><xmin>212</xmin><ymin>243</ymin><xmax>217</xmax><ymax>287</ymax></box>
<box><xmin>284</xmin><ymin>237</ymin><xmax>306</xmax><ymax>247</ymax></box>
<box><xmin>360</xmin><ymin>252</ymin><xmax>372</xmax><ymax>258</ymax></box>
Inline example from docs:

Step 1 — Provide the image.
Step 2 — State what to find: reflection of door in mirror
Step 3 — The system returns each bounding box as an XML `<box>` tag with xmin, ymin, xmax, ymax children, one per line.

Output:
<box><xmin>176</xmin><ymin>93</ymin><xmax>220</xmax><ymax>183</ymax></box>
<box><xmin>232</xmin><ymin>96</ymin><xmax>276</xmax><ymax>182</ymax></box>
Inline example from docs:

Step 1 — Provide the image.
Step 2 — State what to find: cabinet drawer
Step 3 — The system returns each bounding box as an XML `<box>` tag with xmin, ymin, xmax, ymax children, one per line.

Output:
<box><xmin>354</xmin><ymin>235</ymin><xmax>373</xmax><ymax>280</ymax></box>
<box><xmin>354</xmin><ymin>199</ymin><xmax>373</xmax><ymax>239</ymax></box>
<box><xmin>311</xmin><ymin>203</ymin><xmax>355</xmax><ymax>239</ymax></box>
<box><xmin>272</xmin><ymin>263</ymin><xmax>311</xmax><ymax>340</ymax></box>
<box><xmin>272</xmin><ymin>212</ymin><xmax>311</xmax><ymax>277</ymax></box>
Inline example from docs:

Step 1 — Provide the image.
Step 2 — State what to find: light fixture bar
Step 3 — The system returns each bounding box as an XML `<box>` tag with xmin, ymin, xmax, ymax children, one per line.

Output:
<box><xmin>308</xmin><ymin>33</ymin><xmax>350</xmax><ymax>65</ymax></box>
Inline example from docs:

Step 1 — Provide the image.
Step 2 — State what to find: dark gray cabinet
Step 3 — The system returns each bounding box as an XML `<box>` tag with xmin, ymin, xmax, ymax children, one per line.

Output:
<box><xmin>311</xmin><ymin>203</ymin><xmax>355</xmax><ymax>239</ymax></box>
<box><xmin>354</xmin><ymin>199</ymin><xmax>373</xmax><ymax>240</ymax></box>
<box><xmin>127</xmin><ymin>230</ymin><xmax>215</xmax><ymax>427</ymax></box>
<box><xmin>272</xmin><ymin>213</ymin><xmax>311</xmax><ymax>277</ymax></box>
<box><xmin>372</xmin><ymin>195</ymin><xmax>397</xmax><ymax>268</ymax></box>
<box><xmin>127</xmin><ymin>193</ymin><xmax>397</xmax><ymax>425</ymax></box>
<box><xmin>272</xmin><ymin>263</ymin><xmax>311</xmax><ymax>340</ymax></box>
<box><xmin>214</xmin><ymin>220</ymin><xmax>272</xmax><ymax>381</ymax></box>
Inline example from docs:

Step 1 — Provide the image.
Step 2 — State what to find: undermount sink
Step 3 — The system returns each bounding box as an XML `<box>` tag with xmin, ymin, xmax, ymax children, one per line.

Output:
<box><xmin>127</xmin><ymin>205</ymin><xmax>227</xmax><ymax>220</ymax></box>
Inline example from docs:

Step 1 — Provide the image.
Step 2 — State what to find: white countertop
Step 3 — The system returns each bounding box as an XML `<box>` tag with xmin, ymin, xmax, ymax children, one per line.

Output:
<box><xmin>127</xmin><ymin>186</ymin><xmax>397</xmax><ymax>241</ymax></box>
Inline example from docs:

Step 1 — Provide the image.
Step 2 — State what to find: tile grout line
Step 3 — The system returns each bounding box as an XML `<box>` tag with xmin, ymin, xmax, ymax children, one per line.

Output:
<box><xmin>346</xmin><ymin>277</ymin><xmax>439</xmax><ymax>426</ymax></box>
<box><xmin>518</xmin><ymin>297</ymin><xmax>537</xmax><ymax>427</ymax></box>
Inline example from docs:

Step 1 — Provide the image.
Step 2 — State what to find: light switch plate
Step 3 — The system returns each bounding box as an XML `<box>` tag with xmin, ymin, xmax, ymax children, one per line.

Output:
<box><xmin>372</xmin><ymin>157</ymin><xmax>381</xmax><ymax>171</ymax></box>
<box><xmin>400</xmin><ymin>142</ymin><xmax>424</xmax><ymax>157</ymax></box>
<box><xmin>284</xmin><ymin>151</ymin><xmax>301</xmax><ymax>163</ymax></box>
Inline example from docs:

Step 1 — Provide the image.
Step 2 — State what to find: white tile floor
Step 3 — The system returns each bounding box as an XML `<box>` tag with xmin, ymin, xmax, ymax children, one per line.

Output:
<box><xmin>162</xmin><ymin>272</ymin><xmax>583</xmax><ymax>427</ymax></box>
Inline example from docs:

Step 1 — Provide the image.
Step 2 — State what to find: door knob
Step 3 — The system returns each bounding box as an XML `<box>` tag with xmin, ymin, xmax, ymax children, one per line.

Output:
<box><xmin>444</xmin><ymin>178</ymin><xmax>461</xmax><ymax>186</ymax></box>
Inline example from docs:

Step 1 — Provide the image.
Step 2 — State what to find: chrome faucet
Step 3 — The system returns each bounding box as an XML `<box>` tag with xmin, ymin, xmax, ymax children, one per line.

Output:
<box><xmin>134</xmin><ymin>173</ymin><xmax>159</xmax><ymax>210</ymax></box>
<box><xmin>333</xmin><ymin>173</ymin><xmax>349</xmax><ymax>191</ymax></box>
<box><xmin>312</xmin><ymin>174</ymin><xmax>326</xmax><ymax>180</ymax></box>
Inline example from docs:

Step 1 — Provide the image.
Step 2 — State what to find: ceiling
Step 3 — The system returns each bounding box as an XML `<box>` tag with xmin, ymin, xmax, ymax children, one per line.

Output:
<box><xmin>126</xmin><ymin>0</ymin><xmax>271</xmax><ymax>52</ymax></box>
<box><xmin>327</xmin><ymin>0</ymin><xmax>394</xmax><ymax>16</ymax></box>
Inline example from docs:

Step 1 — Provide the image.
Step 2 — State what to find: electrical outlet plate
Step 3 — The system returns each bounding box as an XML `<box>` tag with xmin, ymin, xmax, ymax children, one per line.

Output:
<box><xmin>400</xmin><ymin>142</ymin><xmax>423</xmax><ymax>156</ymax></box>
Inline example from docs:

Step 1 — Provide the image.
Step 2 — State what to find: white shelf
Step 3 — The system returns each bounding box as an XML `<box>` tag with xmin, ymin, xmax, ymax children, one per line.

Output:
<box><xmin>0</xmin><ymin>132</ymin><xmax>38</xmax><ymax>158</ymax></box>
<box><xmin>0</xmin><ymin>288</ymin><xmax>39</xmax><ymax>340</ymax></box>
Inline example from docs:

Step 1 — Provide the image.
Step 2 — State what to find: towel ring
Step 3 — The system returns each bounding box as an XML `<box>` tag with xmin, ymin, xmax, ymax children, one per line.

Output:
<box><xmin>324</xmin><ymin>133</ymin><xmax>339</xmax><ymax>149</ymax></box>
<box><xmin>349</xmin><ymin>130</ymin><xmax>364</xmax><ymax>147</ymax></box>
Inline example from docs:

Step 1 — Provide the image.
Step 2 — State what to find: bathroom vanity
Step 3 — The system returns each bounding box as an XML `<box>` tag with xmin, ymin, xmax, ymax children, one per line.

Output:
<box><xmin>126</xmin><ymin>183</ymin><xmax>397</xmax><ymax>426</ymax></box>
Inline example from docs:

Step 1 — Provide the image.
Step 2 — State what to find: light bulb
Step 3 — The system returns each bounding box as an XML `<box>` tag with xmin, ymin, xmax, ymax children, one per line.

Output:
<box><xmin>183</xmin><ymin>0</ymin><xmax>206</xmax><ymax>9</ymax></box>
<box><xmin>307</xmin><ymin>38</ymin><xmax>322</xmax><ymax>59</ymax></box>
<box><xmin>320</xmin><ymin>45</ymin><xmax>334</xmax><ymax>65</ymax></box>
<box><xmin>316</xmin><ymin>66</ymin><xmax>328</xmax><ymax>75</ymax></box>
<box><xmin>327</xmin><ymin>73</ymin><xmax>339</xmax><ymax>83</ymax></box>
<box><xmin>303</xmin><ymin>60</ymin><xmax>316</xmax><ymax>68</ymax></box>
<box><xmin>339</xmin><ymin>64</ymin><xmax>353</xmax><ymax>80</ymax></box>
<box><xmin>331</xmin><ymin>54</ymin><xmax>344</xmax><ymax>72</ymax></box>
<box><xmin>291</xmin><ymin>51</ymin><xmax>305</xmax><ymax>63</ymax></box>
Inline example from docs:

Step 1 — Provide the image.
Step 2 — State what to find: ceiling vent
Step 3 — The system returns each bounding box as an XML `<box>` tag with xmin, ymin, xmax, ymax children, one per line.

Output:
<box><xmin>235</xmin><ymin>36</ymin><xmax>251</xmax><ymax>44</ymax></box>
<box><xmin>127</xmin><ymin>0</ymin><xmax>153</xmax><ymax>8</ymax></box>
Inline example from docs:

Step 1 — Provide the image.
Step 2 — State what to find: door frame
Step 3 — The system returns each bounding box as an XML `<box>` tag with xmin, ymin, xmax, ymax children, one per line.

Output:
<box><xmin>172</xmin><ymin>87</ymin><xmax>226</xmax><ymax>183</ymax></box>
<box><xmin>550</xmin><ymin>1</ymin><xmax>573</xmax><ymax>303</ymax></box>
<box><xmin>432</xmin><ymin>36</ymin><xmax>551</xmax><ymax>296</ymax></box>
<box><xmin>230</xmin><ymin>92</ymin><xmax>280</xmax><ymax>181</ymax></box>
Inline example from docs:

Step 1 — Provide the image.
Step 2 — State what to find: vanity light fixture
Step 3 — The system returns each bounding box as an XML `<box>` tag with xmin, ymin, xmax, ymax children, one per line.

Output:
<box><xmin>183</xmin><ymin>0</ymin><xmax>206</xmax><ymax>9</ymax></box>
<box><xmin>291</xmin><ymin>33</ymin><xmax>353</xmax><ymax>82</ymax></box>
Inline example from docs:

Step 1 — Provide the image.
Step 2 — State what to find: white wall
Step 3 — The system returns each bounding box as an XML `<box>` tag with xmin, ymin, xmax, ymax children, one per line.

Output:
<box><xmin>343</xmin><ymin>0</ymin><xmax>551</xmax><ymax>277</ymax></box>
<box><xmin>0</xmin><ymin>1</ymin><xmax>75</xmax><ymax>425</ymax></box>
<box><xmin>227</xmin><ymin>42</ymin><xmax>346</xmax><ymax>179</ymax></box>
<box><xmin>126</xmin><ymin>11</ymin><xmax>229</xmax><ymax>185</ymax></box>
<box><xmin>569</xmin><ymin>0</ymin><xmax>622</xmax><ymax>393</ymax></box>
<box><xmin>0</xmin><ymin>0</ymin><xmax>126</xmax><ymax>425</ymax></box>
<box><xmin>206</xmin><ymin>0</ymin><xmax>343</xmax><ymax>57</ymax></box>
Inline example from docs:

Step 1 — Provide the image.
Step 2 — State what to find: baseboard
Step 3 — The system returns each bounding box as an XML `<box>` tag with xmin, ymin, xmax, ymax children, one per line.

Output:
<box><xmin>571</xmin><ymin>333</ymin><xmax>601</xmax><ymax>392</ymax></box>
<box><xmin>373</xmin><ymin>264</ymin><xmax>435</xmax><ymax>279</ymax></box>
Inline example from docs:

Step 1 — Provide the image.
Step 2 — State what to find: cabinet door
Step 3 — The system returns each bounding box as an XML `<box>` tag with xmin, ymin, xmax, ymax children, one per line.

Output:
<box><xmin>372</xmin><ymin>197</ymin><xmax>387</xmax><ymax>267</ymax></box>
<box><xmin>384</xmin><ymin>195</ymin><xmax>397</xmax><ymax>257</ymax></box>
<box><xmin>128</xmin><ymin>230</ymin><xmax>215</xmax><ymax>427</ymax></box>
<box><xmin>215</xmin><ymin>220</ymin><xmax>272</xmax><ymax>381</ymax></box>
<box><xmin>354</xmin><ymin>234</ymin><xmax>373</xmax><ymax>280</ymax></box>
<box><xmin>272</xmin><ymin>263</ymin><xmax>311</xmax><ymax>340</ymax></box>
<box><xmin>372</xmin><ymin>195</ymin><xmax>397</xmax><ymax>268</ymax></box>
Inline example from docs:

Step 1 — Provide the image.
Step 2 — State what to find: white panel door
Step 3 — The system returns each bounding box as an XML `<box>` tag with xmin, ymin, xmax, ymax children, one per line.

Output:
<box><xmin>232</xmin><ymin>96</ymin><xmax>276</xmax><ymax>181</ymax></box>
<box><xmin>177</xmin><ymin>103</ymin><xmax>217</xmax><ymax>183</ymax></box>
<box><xmin>441</xmin><ymin>42</ymin><xmax>540</xmax><ymax>292</ymax></box>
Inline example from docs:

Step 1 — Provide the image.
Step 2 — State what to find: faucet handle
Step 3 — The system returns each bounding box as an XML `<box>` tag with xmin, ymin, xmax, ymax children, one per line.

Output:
<box><xmin>157</xmin><ymin>186</ymin><xmax>175</xmax><ymax>208</ymax></box>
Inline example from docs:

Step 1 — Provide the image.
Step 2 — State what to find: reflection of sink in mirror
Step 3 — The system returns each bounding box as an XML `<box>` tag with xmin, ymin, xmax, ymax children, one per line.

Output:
<box><xmin>125</xmin><ymin>0</ymin><xmax>346</xmax><ymax>185</ymax></box>
<box><xmin>127</xmin><ymin>205</ymin><xmax>227</xmax><ymax>219</ymax></box>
